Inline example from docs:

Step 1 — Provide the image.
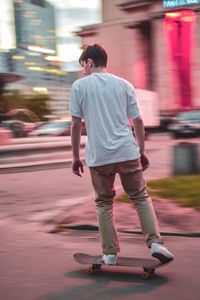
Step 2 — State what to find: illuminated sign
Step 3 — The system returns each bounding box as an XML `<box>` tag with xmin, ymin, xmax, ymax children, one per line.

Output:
<box><xmin>28</xmin><ymin>45</ymin><xmax>55</xmax><ymax>54</ymax></box>
<box><xmin>163</xmin><ymin>0</ymin><xmax>200</xmax><ymax>7</ymax></box>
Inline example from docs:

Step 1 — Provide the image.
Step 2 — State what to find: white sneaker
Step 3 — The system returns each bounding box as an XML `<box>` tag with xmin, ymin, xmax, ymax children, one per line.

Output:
<box><xmin>102</xmin><ymin>254</ymin><xmax>117</xmax><ymax>265</ymax></box>
<box><xmin>151</xmin><ymin>243</ymin><xmax>174</xmax><ymax>263</ymax></box>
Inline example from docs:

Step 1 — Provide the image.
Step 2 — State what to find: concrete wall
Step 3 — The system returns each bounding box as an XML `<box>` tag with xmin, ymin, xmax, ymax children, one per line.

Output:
<box><xmin>102</xmin><ymin>0</ymin><xmax>126</xmax><ymax>22</ymax></box>
<box><xmin>78</xmin><ymin>0</ymin><xmax>200</xmax><ymax>112</ymax></box>
<box><xmin>152</xmin><ymin>17</ymin><xmax>178</xmax><ymax>111</ymax></box>
<box><xmin>192</xmin><ymin>11</ymin><xmax>200</xmax><ymax>108</ymax></box>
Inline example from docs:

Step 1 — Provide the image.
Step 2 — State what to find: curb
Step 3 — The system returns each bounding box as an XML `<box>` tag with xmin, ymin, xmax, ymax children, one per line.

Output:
<box><xmin>50</xmin><ymin>223</ymin><xmax>200</xmax><ymax>237</ymax></box>
<box><xmin>0</xmin><ymin>159</ymin><xmax>72</xmax><ymax>174</ymax></box>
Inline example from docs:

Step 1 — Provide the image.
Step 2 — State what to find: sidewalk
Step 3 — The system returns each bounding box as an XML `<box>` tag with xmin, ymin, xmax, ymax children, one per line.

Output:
<box><xmin>49</xmin><ymin>189</ymin><xmax>200</xmax><ymax>236</ymax></box>
<box><xmin>0</xmin><ymin>136</ymin><xmax>87</xmax><ymax>173</ymax></box>
<box><xmin>1</xmin><ymin>133</ymin><xmax>199</xmax><ymax>236</ymax></box>
<box><xmin>0</xmin><ymin>133</ymin><xmax>175</xmax><ymax>174</ymax></box>
<box><xmin>1</xmin><ymin>133</ymin><xmax>199</xmax><ymax>176</ymax></box>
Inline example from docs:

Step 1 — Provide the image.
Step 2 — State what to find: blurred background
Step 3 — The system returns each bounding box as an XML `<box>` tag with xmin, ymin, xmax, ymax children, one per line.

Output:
<box><xmin>0</xmin><ymin>3</ymin><xmax>200</xmax><ymax>298</ymax></box>
<box><xmin>0</xmin><ymin>0</ymin><xmax>101</xmax><ymax>139</ymax></box>
<box><xmin>0</xmin><ymin>0</ymin><xmax>200</xmax><ymax>141</ymax></box>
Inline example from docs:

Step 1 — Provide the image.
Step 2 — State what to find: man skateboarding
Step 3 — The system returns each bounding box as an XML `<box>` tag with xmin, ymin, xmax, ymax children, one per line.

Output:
<box><xmin>69</xmin><ymin>44</ymin><xmax>174</xmax><ymax>265</ymax></box>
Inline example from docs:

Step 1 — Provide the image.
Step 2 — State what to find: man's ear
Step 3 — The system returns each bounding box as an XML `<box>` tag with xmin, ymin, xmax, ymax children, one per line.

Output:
<box><xmin>87</xmin><ymin>58</ymin><xmax>93</xmax><ymax>67</ymax></box>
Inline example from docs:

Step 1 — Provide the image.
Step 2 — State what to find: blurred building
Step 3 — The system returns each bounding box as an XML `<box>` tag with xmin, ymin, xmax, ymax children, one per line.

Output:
<box><xmin>77</xmin><ymin>0</ymin><xmax>200</xmax><ymax>113</ymax></box>
<box><xmin>14</xmin><ymin>0</ymin><xmax>57</xmax><ymax>52</ymax></box>
<box><xmin>0</xmin><ymin>0</ymin><xmax>77</xmax><ymax>117</ymax></box>
<box><xmin>0</xmin><ymin>0</ymin><xmax>16</xmax><ymax>50</ymax></box>
<box><xmin>0</xmin><ymin>51</ymin><xmax>10</xmax><ymax>72</ymax></box>
<box><xmin>7</xmin><ymin>46</ymin><xmax>77</xmax><ymax>116</ymax></box>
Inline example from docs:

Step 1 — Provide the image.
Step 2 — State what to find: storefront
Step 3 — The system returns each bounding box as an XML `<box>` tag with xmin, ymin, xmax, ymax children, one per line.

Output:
<box><xmin>77</xmin><ymin>0</ymin><xmax>200</xmax><ymax>113</ymax></box>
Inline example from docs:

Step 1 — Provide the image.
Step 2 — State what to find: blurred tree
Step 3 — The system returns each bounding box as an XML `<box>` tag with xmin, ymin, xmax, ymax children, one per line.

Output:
<box><xmin>0</xmin><ymin>73</ymin><xmax>24</xmax><ymax>118</ymax></box>
<box><xmin>1</xmin><ymin>90</ymin><xmax>52</xmax><ymax>121</ymax></box>
<box><xmin>1</xmin><ymin>90</ymin><xmax>26</xmax><ymax>112</ymax></box>
<box><xmin>26</xmin><ymin>94</ymin><xmax>51</xmax><ymax>121</ymax></box>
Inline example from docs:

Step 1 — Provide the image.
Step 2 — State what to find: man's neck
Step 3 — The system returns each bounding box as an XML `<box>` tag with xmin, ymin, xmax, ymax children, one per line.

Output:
<box><xmin>92</xmin><ymin>66</ymin><xmax>107</xmax><ymax>73</ymax></box>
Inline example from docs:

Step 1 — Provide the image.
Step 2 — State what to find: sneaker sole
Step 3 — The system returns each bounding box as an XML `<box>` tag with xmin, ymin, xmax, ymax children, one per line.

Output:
<box><xmin>152</xmin><ymin>252</ymin><xmax>174</xmax><ymax>263</ymax></box>
<box><xmin>102</xmin><ymin>259</ymin><xmax>117</xmax><ymax>265</ymax></box>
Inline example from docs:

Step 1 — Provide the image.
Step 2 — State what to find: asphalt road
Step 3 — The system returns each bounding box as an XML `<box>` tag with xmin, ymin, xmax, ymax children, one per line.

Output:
<box><xmin>1</xmin><ymin>220</ymin><xmax>200</xmax><ymax>300</ymax></box>
<box><xmin>0</xmin><ymin>133</ymin><xmax>172</xmax><ymax>224</ymax></box>
<box><xmin>0</xmin><ymin>133</ymin><xmax>200</xmax><ymax>300</ymax></box>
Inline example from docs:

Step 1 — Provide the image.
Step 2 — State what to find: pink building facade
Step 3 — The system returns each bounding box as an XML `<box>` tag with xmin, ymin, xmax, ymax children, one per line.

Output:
<box><xmin>77</xmin><ymin>0</ymin><xmax>200</xmax><ymax>113</ymax></box>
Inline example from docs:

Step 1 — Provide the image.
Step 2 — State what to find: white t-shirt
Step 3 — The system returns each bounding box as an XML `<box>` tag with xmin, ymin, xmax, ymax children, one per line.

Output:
<box><xmin>69</xmin><ymin>72</ymin><xmax>141</xmax><ymax>167</ymax></box>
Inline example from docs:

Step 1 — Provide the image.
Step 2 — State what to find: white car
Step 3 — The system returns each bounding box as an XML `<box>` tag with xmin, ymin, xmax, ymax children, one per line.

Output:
<box><xmin>29</xmin><ymin>120</ymin><xmax>71</xmax><ymax>137</ymax></box>
<box><xmin>169</xmin><ymin>110</ymin><xmax>200</xmax><ymax>138</ymax></box>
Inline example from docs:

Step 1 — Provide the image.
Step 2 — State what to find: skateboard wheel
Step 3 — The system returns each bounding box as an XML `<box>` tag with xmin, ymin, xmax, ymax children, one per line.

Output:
<box><xmin>87</xmin><ymin>267</ymin><xmax>95</xmax><ymax>275</ymax></box>
<box><xmin>142</xmin><ymin>271</ymin><xmax>150</xmax><ymax>279</ymax></box>
<box><xmin>142</xmin><ymin>268</ymin><xmax>155</xmax><ymax>279</ymax></box>
<box><xmin>93</xmin><ymin>264</ymin><xmax>101</xmax><ymax>271</ymax></box>
<box><xmin>87</xmin><ymin>264</ymin><xmax>101</xmax><ymax>275</ymax></box>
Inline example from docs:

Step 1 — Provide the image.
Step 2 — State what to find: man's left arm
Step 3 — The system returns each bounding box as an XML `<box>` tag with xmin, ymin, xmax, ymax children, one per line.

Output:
<box><xmin>133</xmin><ymin>116</ymin><xmax>149</xmax><ymax>171</ymax></box>
<box><xmin>71</xmin><ymin>116</ymin><xmax>84</xmax><ymax>177</ymax></box>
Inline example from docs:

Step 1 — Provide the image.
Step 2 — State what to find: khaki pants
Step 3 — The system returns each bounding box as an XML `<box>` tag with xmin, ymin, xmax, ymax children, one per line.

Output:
<box><xmin>89</xmin><ymin>159</ymin><xmax>163</xmax><ymax>255</ymax></box>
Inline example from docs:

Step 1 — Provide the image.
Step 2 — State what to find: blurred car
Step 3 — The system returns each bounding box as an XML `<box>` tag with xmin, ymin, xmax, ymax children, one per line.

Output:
<box><xmin>168</xmin><ymin>110</ymin><xmax>200</xmax><ymax>138</ymax></box>
<box><xmin>159</xmin><ymin>112</ymin><xmax>177</xmax><ymax>132</ymax></box>
<box><xmin>29</xmin><ymin>119</ymin><xmax>87</xmax><ymax>137</ymax></box>
<box><xmin>29</xmin><ymin>120</ymin><xmax>71</xmax><ymax>136</ymax></box>
<box><xmin>1</xmin><ymin>120</ymin><xmax>27</xmax><ymax>138</ymax></box>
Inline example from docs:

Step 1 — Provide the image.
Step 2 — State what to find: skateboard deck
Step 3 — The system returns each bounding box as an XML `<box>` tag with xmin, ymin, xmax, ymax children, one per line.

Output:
<box><xmin>72</xmin><ymin>252</ymin><xmax>170</xmax><ymax>278</ymax></box>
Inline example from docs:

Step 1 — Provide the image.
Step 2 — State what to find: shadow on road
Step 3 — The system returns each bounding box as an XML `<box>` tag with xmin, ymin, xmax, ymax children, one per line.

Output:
<box><xmin>39</xmin><ymin>269</ymin><xmax>168</xmax><ymax>300</ymax></box>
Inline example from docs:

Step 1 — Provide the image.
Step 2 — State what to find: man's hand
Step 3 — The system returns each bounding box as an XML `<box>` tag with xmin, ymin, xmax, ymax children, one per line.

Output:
<box><xmin>140</xmin><ymin>153</ymin><xmax>149</xmax><ymax>171</ymax></box>
<box><xmin>72</xmin><ymin>159</ymin><xmax>84</xmax><ymax>177</ymax></box>
<box><xmin>71</xmin><ymin>116</ymin><xmax>83</xmax><ymax>176</ymax></box>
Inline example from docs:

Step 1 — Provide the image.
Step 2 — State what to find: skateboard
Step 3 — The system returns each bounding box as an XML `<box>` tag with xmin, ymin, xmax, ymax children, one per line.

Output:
<box><xmin>72</xmin><ymin>252</ymin><xmax>170</xmax><ymax>279</ymax></box>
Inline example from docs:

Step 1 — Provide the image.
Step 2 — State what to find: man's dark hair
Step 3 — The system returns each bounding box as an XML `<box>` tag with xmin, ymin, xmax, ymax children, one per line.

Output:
<box><xmin>79</xmin><ymin>44</ymin><xmax>107</xmax><ymax>67</ymax></box>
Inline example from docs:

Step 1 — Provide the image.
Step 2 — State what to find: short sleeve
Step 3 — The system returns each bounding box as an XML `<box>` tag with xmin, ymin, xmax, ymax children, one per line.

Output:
<box><xmin>127</xmin><ymin>84</ymin><xmax>141</xmax><ymax>120</ymax></box>
<box><xmin>69</xmin><ymin>82</ymin><xmax>83</xmax><ymax>118</ymax></box>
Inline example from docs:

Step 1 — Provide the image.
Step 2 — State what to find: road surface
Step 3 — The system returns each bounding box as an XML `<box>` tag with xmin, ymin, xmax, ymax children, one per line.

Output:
<box><xmin>0</xmin><ymin>133</ymin><xmax>200</xmax><ymax>300</ymax></box>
